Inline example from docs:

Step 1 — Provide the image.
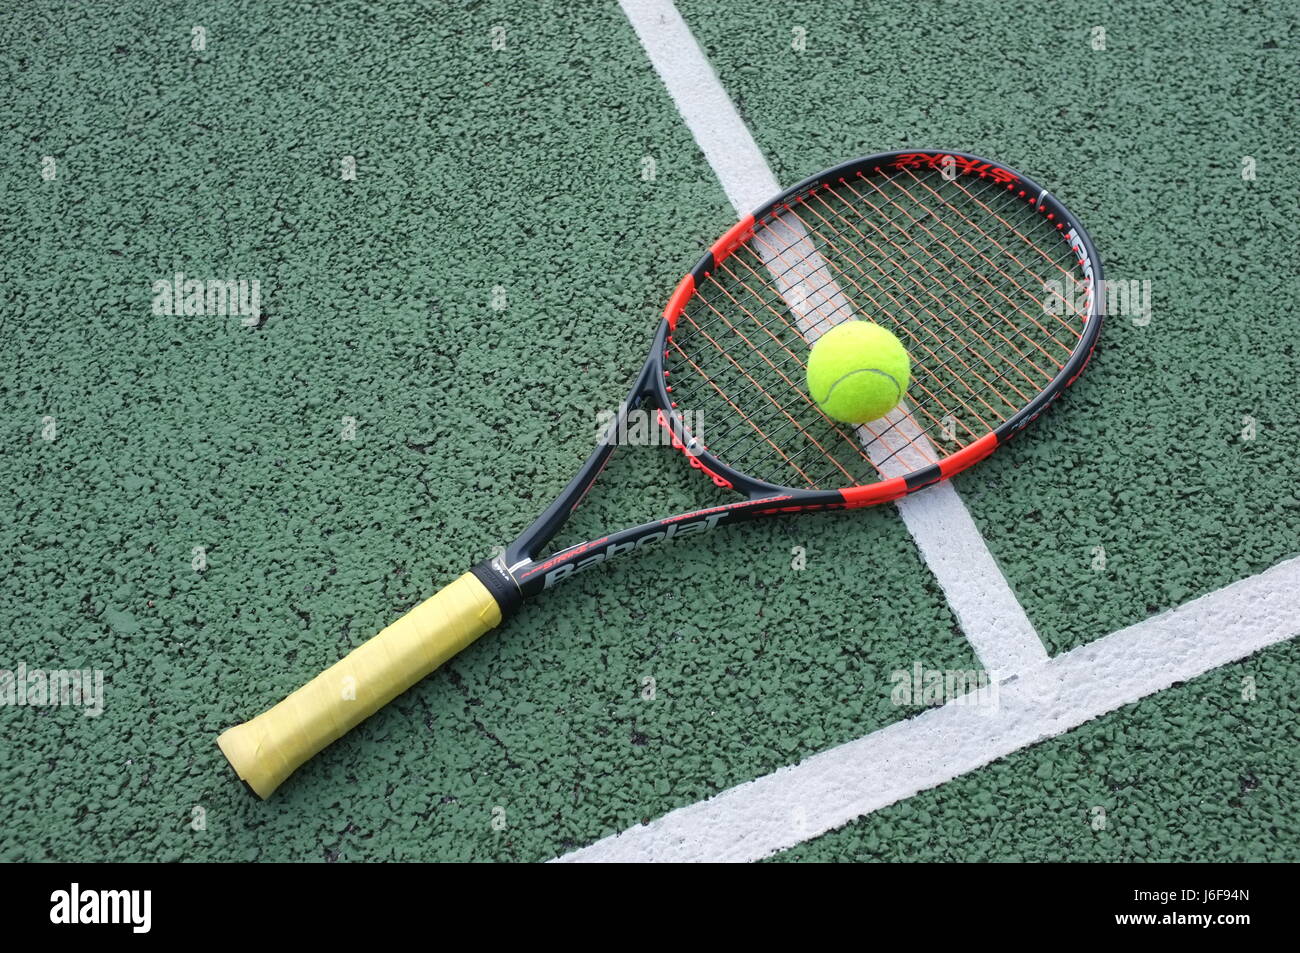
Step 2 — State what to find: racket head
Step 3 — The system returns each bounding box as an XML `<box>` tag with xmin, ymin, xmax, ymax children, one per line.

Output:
<box><xmin>651</xmin><ymin>149</ymin><xmax>1103</xmax><ymax>505</ymax></box>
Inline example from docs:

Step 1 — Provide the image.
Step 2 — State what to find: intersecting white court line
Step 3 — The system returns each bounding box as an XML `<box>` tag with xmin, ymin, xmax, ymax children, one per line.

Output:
<box><xmin>589</xmin><ymin>0</ymin><xmax>1300</xmax><ymax>865</ymax></box>
<box><xmin>559</xmin><ymin>556</ymin><xmax>1300</xmax><ymax>862</ymax></box>
<box><xmin>617</xmin><ymin>0</ymin><xmax>1046</xmax><ymax>677</ymax></box>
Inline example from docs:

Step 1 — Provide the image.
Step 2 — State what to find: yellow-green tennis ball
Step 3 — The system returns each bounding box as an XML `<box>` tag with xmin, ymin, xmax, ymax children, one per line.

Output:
<box><xmin>806</xmin><ymin>321</ymin><xmax>911</xmax><ymax>424</ymax></box>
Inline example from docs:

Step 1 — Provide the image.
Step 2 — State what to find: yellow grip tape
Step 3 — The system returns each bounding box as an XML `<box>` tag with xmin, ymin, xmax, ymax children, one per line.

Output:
<box><xmin>217</xmin><ymin>571</ymin><xmax>503</xmax><ymax>798</ymax></box>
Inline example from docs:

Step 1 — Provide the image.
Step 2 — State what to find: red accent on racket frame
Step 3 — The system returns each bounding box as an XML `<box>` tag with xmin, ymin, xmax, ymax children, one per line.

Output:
<box><xmin>939</xmin><ymin>432</ymin><xmax>999</xmax><ymax>478</ymax></box>
<box><xmin>655</xmin><ymin>409</ymin><xmax>733</xmax><ymax>489</ymax></box>
<box><xmin>838</xmin><ymin>477</ymin><xmax>909</xmax><ymax>508</ymax></box>
<box><xmin>663</xmin><ymin>274</ymin><xmax>695</xmax><ymax>331</ymax></box>
<box><xmin>709</xmin><ymin>214</ymin><xmax>756</xmax><ymax>264</ymax></box>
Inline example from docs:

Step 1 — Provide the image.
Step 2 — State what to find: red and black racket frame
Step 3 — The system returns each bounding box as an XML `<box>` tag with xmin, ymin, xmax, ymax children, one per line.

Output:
<box><xmin>470</xmin><ymin>150</ymin><xmax>1104</xmax><ymax>613</ymax></box>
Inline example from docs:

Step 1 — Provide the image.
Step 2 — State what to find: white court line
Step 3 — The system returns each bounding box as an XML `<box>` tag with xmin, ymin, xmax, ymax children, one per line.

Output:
<box><xmin>618</xmin><ymin>0</ymin><xmax>1046</xmax><ymax>676</ymax></box>
<box><xmin>618</xmin><ymin>0</ymin><xmax>777</xmax><ymax>211</ymax></box>
<box><xmin>896</xmin><ymin>487</ymin><xmax>1047</xmax><ymax>675</ymax></box>
<box><xmin>559</xmin><ymin>555</ymin><xmax>1300</xmax><ymax>862</ymax></box>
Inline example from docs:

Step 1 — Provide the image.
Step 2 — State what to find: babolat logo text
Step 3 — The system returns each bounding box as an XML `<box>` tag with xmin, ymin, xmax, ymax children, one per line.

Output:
<box><xmin>49</xmin><ymin>883</ymin><xmax>151</xmax><ymax>934</ymax></box>
<box><xmin>544</xmin><ymin>512</ymin><xmax>726</xmax><ymax>588</ymax></box>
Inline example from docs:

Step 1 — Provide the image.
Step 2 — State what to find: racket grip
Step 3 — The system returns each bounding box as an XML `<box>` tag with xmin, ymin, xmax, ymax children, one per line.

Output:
<box><xmin>218</xmin><ymin>570</ymin><xmax>506</xmax><ymax>798</ymax></box>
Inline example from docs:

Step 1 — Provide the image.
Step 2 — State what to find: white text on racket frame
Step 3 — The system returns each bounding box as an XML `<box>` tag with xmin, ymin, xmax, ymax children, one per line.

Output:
<box><xmin>542</xmin><ymin>512</ymin><xmax>727</xmax><ymax>588</ymax></box>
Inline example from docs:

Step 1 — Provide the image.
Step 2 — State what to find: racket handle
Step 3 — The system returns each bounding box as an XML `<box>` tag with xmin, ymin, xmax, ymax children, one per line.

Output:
<box><xmin>218</xmin><ymin>570</ymin><xmax>506</xmax><ymax>798</ymax></box>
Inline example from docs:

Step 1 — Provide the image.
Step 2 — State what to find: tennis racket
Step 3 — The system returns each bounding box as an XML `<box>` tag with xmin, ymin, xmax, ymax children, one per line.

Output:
<box><xmin>219</xmin><ymin>149</ymin><xmax>1104</xmax><ymax>798</ymax></box>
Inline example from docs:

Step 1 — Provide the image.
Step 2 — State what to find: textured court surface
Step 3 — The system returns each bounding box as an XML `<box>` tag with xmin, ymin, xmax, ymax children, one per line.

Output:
<box><xmin>0</xmin><ymin>0</ymin><xmax>1296</xmax><ymax>861</ymax></box>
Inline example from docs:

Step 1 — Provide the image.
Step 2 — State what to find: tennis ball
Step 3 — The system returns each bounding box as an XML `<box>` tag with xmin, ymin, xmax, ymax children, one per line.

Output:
<box><xmin>806</xmin><ymin>321</ymin><xmax>911</xmax><ymax>424</ymax></box>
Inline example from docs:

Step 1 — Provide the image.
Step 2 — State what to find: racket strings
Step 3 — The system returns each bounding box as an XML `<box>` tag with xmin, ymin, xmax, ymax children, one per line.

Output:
<box><xmin>674</xmin><ymin>307</ymin><xmax>862</xmax><ymax>485</ymax></box>
<box><xmin>745</xmin><ymin>175</ymin><xmax>1075</xmax><ymax>388</ymax></box>
<box><xmin>801</xmin><ymin>183</ymin><xmax>1070</xmax><ymax>377</ymax></box>
<box><xmin>697</xmin><ymin>254</ymin><xmax>948</xmax><ymax>450</ymax></box>
<box><xmin>698</xmin><ymin>216</ymin><xmax>1023</xmax><ymax>477</ymax></box>
<box><xmin>797</xmin><ymin>176</ymin><xmax>1077</xmax><ymax>377</ymax></box>
<box><xmin>739</xmin><ymin>228</ymin><xmax>993</xmax><ymax>444</ymax></box>
<box><xmin>882</xmin><ymin>171</ymin><xmax>1082</xmax><ymax>342</ymax></box>
<box><xmin>686</xmin><ymin>280</ymin><xmax>941</xmax><ymax>475</ymax></box>
<box><xmin>713</xmin><ymin>228</ymin><xmax>977</xmax><ymax>441</ymax></box>
<box><xmin>754</xmin><ymin>208</ymin><xmax>1037</xmax><ymax>422</ymax></box>
<box><xmin>693</xmin><ymin>259</ymin><xmax>952</xmax><ymax>470</ymax></box>
<box><xmin>665</xmin><ymin>165</ymin><xmax>1089</xmax><ymax>490</ymax></box>
<box><xmin>932</xmin><ymin>171</ymin><xmax>1086</xmax><ymax>326</ymax></box>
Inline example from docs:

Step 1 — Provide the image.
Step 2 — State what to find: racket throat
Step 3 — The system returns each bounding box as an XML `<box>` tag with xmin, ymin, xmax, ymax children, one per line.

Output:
<box><xmin>529</xmin><ymin>511</ymin><xmax>729</xmax><ymax>592</ymax></box>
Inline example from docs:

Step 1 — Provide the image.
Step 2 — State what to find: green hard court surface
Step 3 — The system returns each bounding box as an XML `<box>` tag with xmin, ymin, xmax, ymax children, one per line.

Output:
<box><xmin>0</xmin><ymin>0</ymin><xmax>1295</xmax><ymax>861</ymax></box>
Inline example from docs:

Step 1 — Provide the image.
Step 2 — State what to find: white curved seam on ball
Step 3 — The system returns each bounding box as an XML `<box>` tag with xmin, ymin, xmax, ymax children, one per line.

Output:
<box><xmin>817</xmin><ymin>367</ymin><xmax>902</xmax><ymax>405</ymax></box>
